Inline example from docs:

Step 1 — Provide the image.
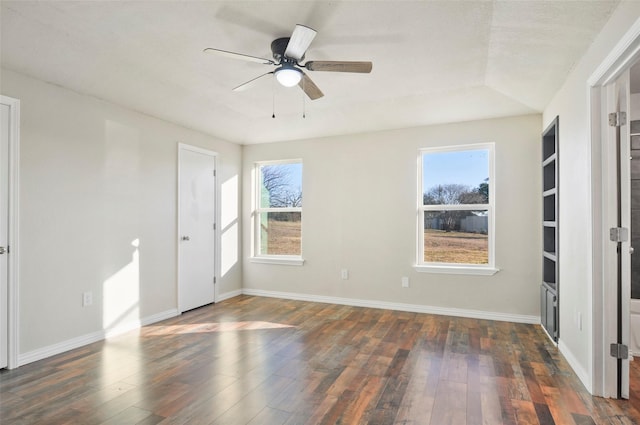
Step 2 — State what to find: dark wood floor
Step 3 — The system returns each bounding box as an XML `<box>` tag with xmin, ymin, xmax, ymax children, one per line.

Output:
<box><xmin>2</xmin><ymin>295</ymin><xmax>640</xmax><ymax>424</ymax></box>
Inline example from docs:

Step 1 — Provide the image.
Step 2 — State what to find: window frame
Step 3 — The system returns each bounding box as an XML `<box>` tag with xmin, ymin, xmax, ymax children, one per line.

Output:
<box><xmin>251</xmin><ymin>159</ymin><xmax>304</xmax><ymax>266</ymax></box>
<box><xmin>415</xmin><ymin>143</ymin><xmax>499</xmax><ymax>275</ymax></box>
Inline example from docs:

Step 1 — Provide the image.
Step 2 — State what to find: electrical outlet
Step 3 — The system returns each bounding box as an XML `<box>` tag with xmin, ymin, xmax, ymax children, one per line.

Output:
<box><xmin>341</xmin><ymin>269</ymin><xmax>349</xmax><ymax>280</ymax></box>
<box><xmin>401</xmin><ymin>277</ymin><xmax>409</xmax><ymax>288</ymax></box>
<box><xmin>82</xmin><ymin>291</ymin><xmax>93</xmax><ymax>307</ymax></box>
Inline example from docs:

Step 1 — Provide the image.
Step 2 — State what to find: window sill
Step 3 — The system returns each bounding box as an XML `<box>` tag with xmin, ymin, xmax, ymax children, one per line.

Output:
<box><xmin>413</xmin><ymin>265</ymin><xmax>500</xmax><ymax>276</ymax></box>
<box><xmin>250</xmin><ymin>256</ymin><xmax>305</xmax><ymax>266</ymax></box>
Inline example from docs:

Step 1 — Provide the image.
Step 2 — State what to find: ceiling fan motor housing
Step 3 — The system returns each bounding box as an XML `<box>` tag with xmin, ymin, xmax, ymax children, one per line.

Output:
<box><xmin>271</xmin><ymin>37</ymin><xmax>301</xmax><ymax>63</ymax></box>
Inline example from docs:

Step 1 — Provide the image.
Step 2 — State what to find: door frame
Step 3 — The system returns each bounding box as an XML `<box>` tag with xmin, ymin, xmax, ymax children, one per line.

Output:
<box><xmin>0</xmin><ymin>95</ymin><xmax>20</xmax><ymax>369</ymax></box>
<box><xmin>177</xmin><ymin>143</ymin><xmax>218</xmax><ymax>312</ymax></box>
<box><xmin>589</xmin><ymin>19</ymin><xmax>640</xmax><ymax>397</ymax></box>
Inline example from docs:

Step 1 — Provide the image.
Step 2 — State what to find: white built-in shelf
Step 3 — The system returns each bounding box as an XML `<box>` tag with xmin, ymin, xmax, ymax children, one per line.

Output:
<box><xmin>543</xmin><ymin>154</ymin><xmax>556</xmax><ymax>167</ymax></box>
<box><xmin>541</xmin><ymin>116</ymin><xmax>559</xmax><ymax>343</ymax></box>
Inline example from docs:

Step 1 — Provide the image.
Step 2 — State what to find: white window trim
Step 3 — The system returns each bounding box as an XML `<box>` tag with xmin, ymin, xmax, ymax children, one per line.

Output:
<box><xmin>413</xmin><ymin>264</ymin><xmax>499</xmax><ymax>276</ymax></box>
<box><xmin>415</xmin><ymin>143</ymin><xmax>499</xmax><ymax>274</ymax></box>
<box><xmin>251</xmin><ymin>159</ymin><xmax>304</xmax><ymax>265</ymax></box>
<box><xmin>249</xmin><ymin>256</ymin><xmax>305</xmax><ymax>266</ymax></box>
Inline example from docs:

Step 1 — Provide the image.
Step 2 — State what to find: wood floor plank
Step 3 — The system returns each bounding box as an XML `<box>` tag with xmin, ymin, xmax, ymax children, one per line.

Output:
<box><xmin>394</xmin><ymin>353</ymin><xmax>440</xmax><ymax>424</ymax></box>
<box><xmin>369</xmin><ymin>363</ymin><xmax>410</xmax><ymax>423</ymax></box>
<box><xmin>511</xmin><ymin>400</ymin><xmax>539</xmax><ymax>425</ymax></box>
<box><xmin>339</xmin><ymin>375</ymin><xmax>385</xmax><ymax>424</ymax></box>
<box><xmin>3</xmin><ymin>295</ymin><xmax>640</xmax><ymax>425</ymax></box>
<box><xmin>99</xmin><ymin>406</ymin><xmax>156</xmax><ymax>425</ymax></box>
<box><xmin>429</xmin><ymin>380</ymin><xmax>467</xmax><ymax>425</ymax></box>
<box><xmin>479</xmin><ymin>386</ymin><xmax>504</xmax><ymax>425</ymax></box>
<box><xmin>56</xmin><ymin>386</ymin><xmax>147</xmax><ymax>425</ymax></box>
<box><xmin>541</xmin><ymin>385</ymin><xmax>577</xmax><ymax>425</ymax></box>
<box><xmin>245</xmin><ymin>407</ymin><xmax>290</xmax><ymax>425</ymax></box>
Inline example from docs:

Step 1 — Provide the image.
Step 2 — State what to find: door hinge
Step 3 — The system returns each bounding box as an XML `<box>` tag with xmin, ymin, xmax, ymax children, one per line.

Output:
<box><xmin>213</xmin><ymin>222</ymin><xmax>216</xmax><ymax>230</ymax></box>
<box><xmin>213</xmin><ymin>277</ymin><xmax>216</xmax><ymax>284</ymax></box>
<box><xmin>609</xmin><ymin>111</ymin><xmax>627</xmax><ymax>127</ymax></box>
<box><xmin>610</xmin><ymin>227</ymin><xmax>629</xmax><ymax>242</ymax></box>
<box><xmin>213</xmin><ymin>170</ymin><xmax>216</xmax><ymax>177</ymax></box>
<box><xmin>610</xmin><ymin>343</ymin><xmax>629</xmax><ymax>359</ymax></box>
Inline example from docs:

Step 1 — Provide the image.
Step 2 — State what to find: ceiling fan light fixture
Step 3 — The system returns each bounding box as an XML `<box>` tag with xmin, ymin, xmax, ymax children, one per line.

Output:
<box><xmin>275</xmin><ymin>66</ymin><xmax>302</xmax><ymax>87</ymax></box>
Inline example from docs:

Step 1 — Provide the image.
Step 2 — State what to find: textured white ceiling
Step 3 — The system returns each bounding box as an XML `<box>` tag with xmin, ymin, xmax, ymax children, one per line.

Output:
<box><xmin>0</xmin><ymin>1</ymin><xmax>619</xmax><ymax>144</ymax></box>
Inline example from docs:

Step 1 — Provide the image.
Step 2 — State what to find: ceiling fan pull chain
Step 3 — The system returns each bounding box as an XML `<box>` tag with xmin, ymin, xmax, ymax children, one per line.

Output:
<box><xmin>302</xmin><ymin>78</ymin><xmax>306</xmax><ymax>118</ymax></box>
<box><xmin>272</xmin><ymin>75</ymin><xmax>276</xmax><ymax>118</ymax></box>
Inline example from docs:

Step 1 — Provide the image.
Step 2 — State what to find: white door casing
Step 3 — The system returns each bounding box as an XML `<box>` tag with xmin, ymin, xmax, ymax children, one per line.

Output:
<box><xmin>0</xmin><ymin>95</ymin><xmax>19</xmax><ymax>369</ymax></box>
<box><xmin>178</xmin><ymin>144</ymin><xmax>216</xmax><ymax>313</ymax></box>
<box><xmin>0</xmin><ymin>103</ymin><xmax>9</xmax><ymax>369</ymax></box>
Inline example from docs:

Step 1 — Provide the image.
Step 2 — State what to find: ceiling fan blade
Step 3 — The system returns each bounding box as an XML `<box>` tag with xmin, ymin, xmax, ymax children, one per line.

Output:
<box><xmin>232</xmin><ymin>72</ymin><xmax>274</xmax><ymax>92</ymax></box>
<box><xmin>298</xmin><ymin>72</ymin><xmax>324</xmax><ymax>100</ymax></box>
<box><xmin>305</xmin><ymin>61</ymin><xmax>372</xmax><ymax>73</ymax></box>
<box><xmin>203</xmin><ymin>48</ymin><xmax>274</xmax><ymax>65</ymax></box>
<box><xmin>284</xmin><ymin>24</ymin><xmax>317</xmax><ymax>61</ymax></box>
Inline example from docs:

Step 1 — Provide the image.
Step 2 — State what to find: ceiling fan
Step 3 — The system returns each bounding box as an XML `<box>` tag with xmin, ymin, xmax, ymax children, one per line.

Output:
<box><xmin>204</xmin><ymin>24</ymin><xmax>373</xmax><ymax>100</ymax></box>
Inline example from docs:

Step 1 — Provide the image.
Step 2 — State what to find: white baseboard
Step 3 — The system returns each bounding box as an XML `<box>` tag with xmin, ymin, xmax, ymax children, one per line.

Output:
<box><xmin>18</xmin><ymin>329</ymin><xmax>106</xmax><ymax>367</ymax></box>
<box><xmin>241</xmin><ymin>288</ymin><xmax>540</xmax><ymax>324</ymax></box>
<box><xmin>217</xmin><ymin>289</ymin><xmax>242</xmax><ymax>302</ymax></box>
<box><xmin>18</xmin><ymin>308</ymin><xmax>179</xmax><ymax>367</ymax></box>
<box><xmin>558</xmin><ymin>339</ymin><xmax>591</xmax><ymax>394</ymax></box>
<box><xmin>141</xmin><ymin>309</ymin><xmax>179</xmax><ymax>326</ymax></box>
<box><xmin>103</xmin><ymin>309</ymin><xmax>178</xmax><ymax>338</ymax></box>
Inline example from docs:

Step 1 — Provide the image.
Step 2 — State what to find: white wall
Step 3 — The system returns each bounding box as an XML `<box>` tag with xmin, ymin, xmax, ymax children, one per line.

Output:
<box><xmin>243</xmin><ymin>114</ymin><xmax>541</xmax><ymax>319</ymax></box>
<box><xmin>543</xmin><ymin>2</ymin><xmax>640</xmax><ymax>392</ymax></box>
<box><xmin>0</xmin><ymin>69</ymin><xmax>242</xmax><ymax>360</ymax></box>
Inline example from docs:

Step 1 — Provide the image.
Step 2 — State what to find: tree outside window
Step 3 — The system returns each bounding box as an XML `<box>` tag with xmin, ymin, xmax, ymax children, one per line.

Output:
<box><xmin>255</xmin><ymin>161</ymin><xmax>302</xmax><ymax>257</ymax></box>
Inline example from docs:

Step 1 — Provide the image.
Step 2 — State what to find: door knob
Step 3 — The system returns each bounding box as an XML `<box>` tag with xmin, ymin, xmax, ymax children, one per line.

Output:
<box><xmin>181</xmin><ymin>236</ymin><xmax>190</xmax><ymax>241</ymax></box>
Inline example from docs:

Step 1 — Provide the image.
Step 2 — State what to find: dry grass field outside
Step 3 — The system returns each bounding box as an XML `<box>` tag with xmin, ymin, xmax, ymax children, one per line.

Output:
<box><xmin>263</xmin><ymin>219</ymin><xmax>301</xmax><ymax>255</ymax></box>
<box><xmin>261</xmin><ymin>220</ymin><xmax>487</xmax><ymax>263</ymax></box>
<box><xmin>424</xmin><ymin>229</ymin><xmax>488</xmax><ymax>264</ymax></box>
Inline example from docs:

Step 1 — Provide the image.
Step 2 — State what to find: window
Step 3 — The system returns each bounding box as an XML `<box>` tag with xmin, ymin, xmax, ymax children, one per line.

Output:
<box><xmin>252</xmin><ymin>160</ymin><xmax>303</xmax><ymax>265</ymax></box>
<box><xmin>417</xmin><ymin>144</ymin><xmax>497</xmax><ymax>275</ymax></box>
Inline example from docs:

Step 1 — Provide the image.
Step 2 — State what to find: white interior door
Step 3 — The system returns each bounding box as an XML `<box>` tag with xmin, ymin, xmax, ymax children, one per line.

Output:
<box><xmin>178</xmin><ymin>145</ymin><xmax>216</xmax><ymax>313</ymax></box>
<box><xmin>0</xmin><ymin>103</ymin><xmax>9</xmax><ymax>369</ymax></box>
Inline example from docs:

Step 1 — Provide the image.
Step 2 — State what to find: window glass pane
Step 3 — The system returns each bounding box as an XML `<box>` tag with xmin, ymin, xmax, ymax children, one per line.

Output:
<box><xmin>423</xmin><ymin>150</ymin><xmax>489</xmax><ymax>205</ymax></box>
<box><xmin>259</xmin><ymin>163</ymin><xmax>303</xmax><ymax>208</ymax></box>
<box><xmin>423</xmin><ymin>210</ymin><xmax>488</xmax><ymax>264</ymax></box>
<box><xmin>259</xmin><ymin>211</ymin><xmax>301</xmax><ymax>255</ymax></box>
